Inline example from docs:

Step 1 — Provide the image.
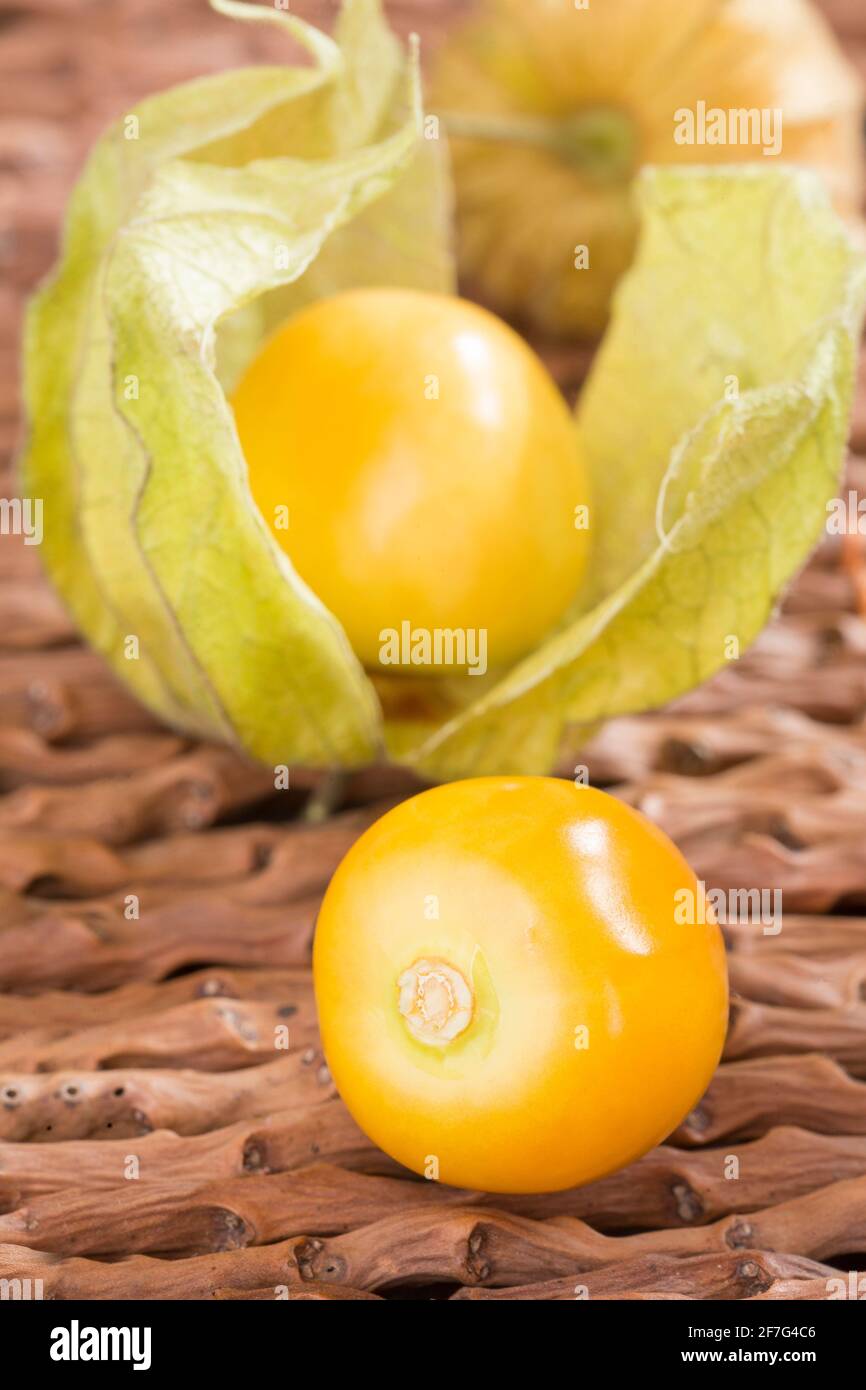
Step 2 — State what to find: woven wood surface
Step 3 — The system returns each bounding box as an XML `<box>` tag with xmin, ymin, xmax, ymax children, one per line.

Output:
<box><xmin>1</xmin><ymin>0</ymin><xmax>866</xmax><ymax>1301</ymax></box>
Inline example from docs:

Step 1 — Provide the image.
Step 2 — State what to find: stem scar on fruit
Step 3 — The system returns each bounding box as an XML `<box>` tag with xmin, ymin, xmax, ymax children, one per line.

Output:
<box><xmin>313</xmin><ymin>776</ymin><xmax>729</xmax><ymax>1194</ymax></box>
<box><xmin>231</xmin><ymin>288</ymin><xmax>591</xmax><ymax>676</ymax></box>
<box><xmin>397</xmin><ymin>958</ymin><xmax>473</xmax><ymax>1045</ymax></box>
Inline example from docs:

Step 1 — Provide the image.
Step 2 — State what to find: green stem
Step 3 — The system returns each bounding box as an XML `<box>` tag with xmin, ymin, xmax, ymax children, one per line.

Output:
<box><xmin>442</xmin><ymin>110</ymin><xmax>568</xmax><ymax>152</ymax></box>
<box><xmin>441</xmin><ymin>107</ymin><xmax>636</xmax><ymax>182</ymax></box>
<box><xmin>303</xmin><ymin>769</ymin><xmax>347</xmax><ymax>824</ymax></box>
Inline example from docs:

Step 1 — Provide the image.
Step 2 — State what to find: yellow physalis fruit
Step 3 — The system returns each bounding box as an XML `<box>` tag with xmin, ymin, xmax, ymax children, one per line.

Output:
<box><xmin>431</xmin><ymin>0</ymin><xmax>865</xmax><ymax>338</ymax></box>
<box><xmin>232</xmin><ymin>288</ymin><xmax>589</xmax><ymax>675</ymax></box>
<box><xmin>314</xmin><ymin>777</ymin><xmax>729</xmax><ymax>1193</ymax></box>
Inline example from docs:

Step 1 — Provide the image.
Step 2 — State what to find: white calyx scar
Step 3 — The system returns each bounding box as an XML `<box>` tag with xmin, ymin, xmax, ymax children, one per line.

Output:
<box><xmin>397</xmin><ymin>958</ymin><xmax>473</xmax><ymax>1046</ymax></box>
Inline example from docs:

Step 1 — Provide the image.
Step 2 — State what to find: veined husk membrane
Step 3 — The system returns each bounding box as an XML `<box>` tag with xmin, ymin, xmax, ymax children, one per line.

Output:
<box><xmin>22</xmin><ymin>0</ymin><xmax>866</xmax><ymax>779</ymax></box>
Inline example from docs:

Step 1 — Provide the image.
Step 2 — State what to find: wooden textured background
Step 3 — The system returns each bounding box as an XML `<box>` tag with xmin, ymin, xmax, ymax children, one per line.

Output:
<box><xmin>1</xmin><ymin>0</ymin><xmax>865</xmax><ymax>1300</ymax></box>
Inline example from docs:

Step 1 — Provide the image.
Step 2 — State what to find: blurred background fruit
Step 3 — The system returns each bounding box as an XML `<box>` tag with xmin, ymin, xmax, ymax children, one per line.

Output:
<box><xmin>431</xmin><ymin>0</ymin><xmax>865</xmax><ymax>338</ymax></box>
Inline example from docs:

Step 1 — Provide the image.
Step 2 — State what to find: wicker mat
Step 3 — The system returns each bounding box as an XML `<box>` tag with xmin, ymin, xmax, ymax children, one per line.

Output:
<box><xmin>1</xmin><ymin>0</ymin><xmax>866</xmax><ymax>1301</ymax></box>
